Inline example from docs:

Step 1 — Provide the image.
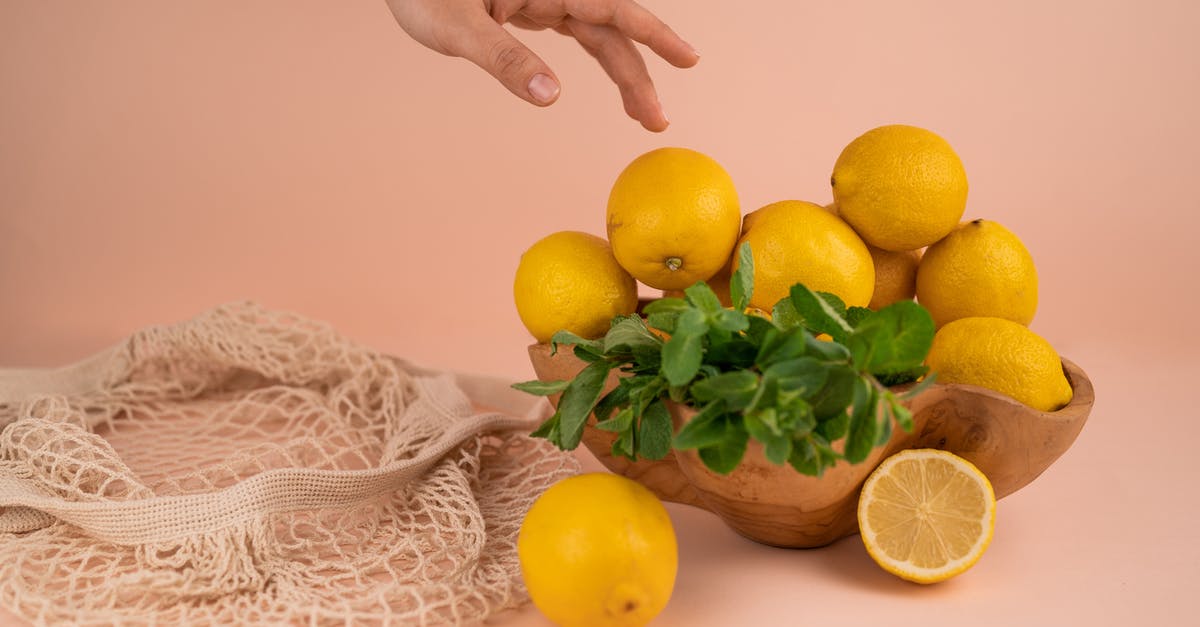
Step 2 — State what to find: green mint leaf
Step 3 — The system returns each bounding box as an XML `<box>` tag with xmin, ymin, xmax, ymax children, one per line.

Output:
<box><xmin>672</xmin><ymin>401</ymin><xmax>727</xmax><ymax>449</ymax></box>
<box><xmin>690</xmin><ymin>370</ymin><xmax>759</xmax><ymax>411</ymax></box>
<box><xmin>704</xmin><ymin>337</ymin><xmax>759</xmax><ymax>371</ymax></box>
<box><xmin>642</xmin><ymin>297</ymin><xmax>690</xmax><ymax>315</ymax></box>
<box><xmin>771</xmin><ymin>297</ymin><xmax>803</xmax><ymax>330</ymax></box>
<box><xmin>763</xmin><ymin>433</ymin><xmax>793</xmax><ymax>465</ymax></box>
<box><xmin>876</xmin><ymin>403</ymin><xmax>894</xmax><ymax>445</ymax></box>
<box><xmin>809</xmin><ymin>364</ymin><xmax>859</xmax><ymax>419</ymax></box>
<box><xmin>883</xmin><ymin>300</ymin><xmax>935</xmax><ymax>365</ymax></box>
<box><xmin>636</xmin><ymin>402</ymin><xmax>673</xmax><ymax>460</ymax></box>
<box><xmin>594</xmin><ymin>406</ymin><xmax>633</xmax><ymax>432</ymax></box>
<box><xmin>789</xmin><ymin>284</ymin><xmax>853</xmax><ymax>342</ymax></box>
<box><xmin>788</xmin><ymin>437</ymin><xmax>820</xmax><ymax>476</ymax></box>
<box><xmin>646</xmin><ymin>311</ymin><xmax>679</xmax><ymax>334</ymax></box>
<box><xmin>779</xmin><ymin>400</ymin><xmax>816</xmax><ymax>437</ymax></box>
<box><xmin>613</xmin><ymin>428</ymin><xmax>635</xmax><ymax>459</ymax></box>
<box><xmin>763</xmin><ymin>357</ymin><xmax>829</xmax><ymax>397</ymax></box>
<box><xmin>662</xmin><ymin>309</ymin><xmax>707</xmax><ymax>386</ymax></box>
<box><xmin>897</xmin><ymin>371</ymin><xmax>938</xmax><ymax>400</ymax></box>
<box><xmin>875</xmin><ymin>365</ymin><xmax>929</xmax><ymax>387</ymax></box>
<box><xmin>818</xmin><ymin>291</ymin><xmax>849</xmax><ymax>318</ymax></box>
<box><xmin>815</xmin><ymin>407</ymin><xmax>849</xmax><ymax>442</ymax></box>
<box><xmin>745</xmin><ymin>314</ymin><xmax>775</xmax><ymax>344</ymax></box>
<box><xmin>593</xmin><ymin>379</ymin><xmax>633</xmax><ymax>422</ymax></box>
<box><xmin>888</xmin><ymin>395</ymin><xmax>914</xmax><ymax>432</ymax></box>
<box><xmin>530</xmin><ymin>413</ymin><xmax>559</xmax><ymax>440</ymax></box>
<box><xmin>554</xmin><ymin>360</ymin><xmax>613</xmax><ymax>450</ymax></box>
<box><xmin>743</xmin><ymin>408</ymin><xmax>778</xmax><ymax>442</ymax></box>
<box><xmin>511</xmin><ymin>379</ymin><xmax>570</xmax><ymax>396</ymax></box>
<box><xmin>847</xmin><ymin>300</ymin><xmax>935</xmax><ymax>376</ymax></box>
<box><xmin>846</xmin><ymin>306</ymin><xmax>874</xmax><ymax>328</ymax></box>
<box><xmin>804</xmin><ymin>332</ymin><xmax>852</xmax><ymax>361</ymax></box>
<box><xmin>548</xmin><ymin>330</ymin><xmax>602</xmax><ymax>356</ymax></box>
<box><xmin>697</xmin><ymin>420</ymin><xmax>749</xmax><ymax>475</ymax></box>
<box><xmin>811</xmin><ymin>433</ymin><xmax>841</xmax><ymax>468</ymax></box>
<box><xmin>711</xmin><ymin>308</ymin><xmax>749</xmax><ymax>333</ymax></box>
<box><xmin>755</xmin><ymin>327</ymin><xmax>808</xmax><ymax>367</ymax></box>
<box><xmin>674</xmin><ymin>307</ymin><xmax>709</xmax><ymax>335</ymax></box>
<box><xmin>730</xmin><ymin>242</ymin><xmax>755</xmax><ymax>311</ymax></box>
<box><xmin>603</xmin><ymin>316</ymin><xmax>662</xmax><ymax>354</ymax></box>
<box><xmin>844</xmin><ymin>377</ymin><xmax>878</xmax><ymax>463</ymax></box>
<box><xmin>684</xmin><ymin>282</ymin><xmax>724</xmax><ymax>313</ymax></box>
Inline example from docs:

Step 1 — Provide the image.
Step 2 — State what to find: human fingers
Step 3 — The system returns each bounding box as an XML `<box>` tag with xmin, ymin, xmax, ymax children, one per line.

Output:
<box><xmin>566</xmin><ymin>17</ymin><xmax>668</xmax><ymax>132</ymax></box>
<box><xmin>564</xmin><ymin>0</ymin><xmax>698</xmax><ymax>68</ymax></box>
<box><xmin>444</xmin><ymin>11</ymin><xmax>561</xmax><ymax>106</ymax></box>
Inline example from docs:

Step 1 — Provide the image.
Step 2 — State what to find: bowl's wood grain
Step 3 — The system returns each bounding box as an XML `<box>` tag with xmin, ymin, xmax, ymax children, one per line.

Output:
<box><xmin>526</xmin><ymin>343</ymin><xmax>1094</xmax><ymax>548</ymax></box>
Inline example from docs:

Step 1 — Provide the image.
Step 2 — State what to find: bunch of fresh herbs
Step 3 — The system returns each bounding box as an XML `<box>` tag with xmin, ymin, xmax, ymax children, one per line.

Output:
<box><xmin>513</xmin><ymin>243</ymin><xmax>937</xmax><ymax>477</ymax></box>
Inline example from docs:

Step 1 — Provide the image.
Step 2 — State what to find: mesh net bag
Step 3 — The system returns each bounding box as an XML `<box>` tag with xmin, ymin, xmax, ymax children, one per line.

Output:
<box><xmin>0</xmin><ymin>303</ymin><xmax>578</xmax><ymax>625</ymax></box>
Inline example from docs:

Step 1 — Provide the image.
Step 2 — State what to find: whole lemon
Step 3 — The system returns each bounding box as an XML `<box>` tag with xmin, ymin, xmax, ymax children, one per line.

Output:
<box><xmin>868</xmin><ymin>246</ymin><xmax>921</xmax><ymax>310</ymax></box>
<box><xmin>925</xmin><ymin>317</ymin><xmax>1072</xmax><ymax>411</ymax></box>
<box><xmin>831</xmin><ymin>125</ymin><xmax>968</xmax><ymax>251</ymax></box>
<box><xmin>916</xmin><ymin>219</ymin><xmax>1038</xmax><ymax>327</ymax></box>
<box><xmin>733</xmin><ymin>200</ymin><xmax>874</xmax><ymax>310</ymax></box>
<box><xmin>607</xmin><ymin>148</ymin><xmax>741</xmax><ymax>290</ymax></box>
<box><xmin>518</xmin><ymin>473</ymin><xmax>678</xmax><ymax>627</ymax></box>
<box><xmin>513</xmin><ymin>231</ymin><xmax>638</xmax><ymax>343</ymax></box>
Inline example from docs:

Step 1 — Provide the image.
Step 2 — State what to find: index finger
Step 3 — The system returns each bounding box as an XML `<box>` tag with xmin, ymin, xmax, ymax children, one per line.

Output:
<box><xmin>564</xmin><ymin>0</ymin><xmax>699</xmax><ymax>68</ymax></box>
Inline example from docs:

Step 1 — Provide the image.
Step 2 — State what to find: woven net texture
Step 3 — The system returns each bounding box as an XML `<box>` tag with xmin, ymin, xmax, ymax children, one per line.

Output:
<box><xmin>0</xmin><ymin>303</ymin><xmax>578</xmax><ymax>625</ymax></box>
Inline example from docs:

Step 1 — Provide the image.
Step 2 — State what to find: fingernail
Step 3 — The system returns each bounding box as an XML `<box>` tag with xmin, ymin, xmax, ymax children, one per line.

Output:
<box><xmin>528</xmin><ymin>74</ymin><xmax>560</xmax><ymax>104</ymax></box>
<box><xmin>686</xmin><ymin>41</ymin><xmax>700</xmax><ymax>57</ymax></box>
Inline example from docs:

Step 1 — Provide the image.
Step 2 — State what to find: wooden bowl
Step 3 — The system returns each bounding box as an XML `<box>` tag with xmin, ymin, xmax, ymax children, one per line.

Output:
<box><xmin>526</xmin><ymin>343</ymin><xmax>1094</xmax><ymax>548</ymax></box>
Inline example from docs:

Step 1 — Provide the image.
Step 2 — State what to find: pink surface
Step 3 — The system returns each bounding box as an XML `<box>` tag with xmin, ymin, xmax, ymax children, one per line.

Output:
<box><xmin>2</xmin><ymin>1</ymin><xmax>1198</xmax><ymax>625</ymax></box>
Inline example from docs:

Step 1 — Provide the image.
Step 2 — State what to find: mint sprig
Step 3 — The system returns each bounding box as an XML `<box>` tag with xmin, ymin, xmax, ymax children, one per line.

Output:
<box><xmin>516</xmin><ymin>242</ymin><xmax>937</xmax><ymax>477</ymax></box>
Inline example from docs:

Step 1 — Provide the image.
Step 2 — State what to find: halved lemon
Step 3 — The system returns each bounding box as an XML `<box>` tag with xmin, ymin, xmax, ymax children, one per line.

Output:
<box><xmin>857</xmin><ymin>449</ymin><xmax>996</xmax><ymax>584</ymax></box>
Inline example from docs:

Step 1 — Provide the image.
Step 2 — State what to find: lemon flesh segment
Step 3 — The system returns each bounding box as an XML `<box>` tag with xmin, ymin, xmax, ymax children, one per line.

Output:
<box><xmin>858</xmin><ymin>449</ymin><xmax>996</xmax><ymax>584</ymax></box>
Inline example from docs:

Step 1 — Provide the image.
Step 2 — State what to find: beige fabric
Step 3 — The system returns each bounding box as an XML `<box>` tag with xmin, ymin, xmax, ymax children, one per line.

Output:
<box><xmin>0</xmin><ymin>303</ymin><xmax>578</xmax><ymax>625</ymax></box>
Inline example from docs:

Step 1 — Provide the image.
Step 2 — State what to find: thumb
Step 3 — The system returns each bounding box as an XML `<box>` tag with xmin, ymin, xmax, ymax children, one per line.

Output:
<box><xmin>451</xmin><ymin>15</ymin><xmax>561</xmax><ymax>106</ymax></box>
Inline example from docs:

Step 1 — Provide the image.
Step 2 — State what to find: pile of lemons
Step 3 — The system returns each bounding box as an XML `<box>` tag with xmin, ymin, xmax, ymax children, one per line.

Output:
<box><xmin>515</xmin><ymin>124</ymin><xmax>1072</xmax><ymax>413</ymax></box>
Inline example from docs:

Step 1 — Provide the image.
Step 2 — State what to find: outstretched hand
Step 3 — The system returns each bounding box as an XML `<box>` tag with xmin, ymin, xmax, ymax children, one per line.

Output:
<box><xmin>386</xmin><ymin>0</ymin><xmax>699</xmax><ymax>131</ymax></box>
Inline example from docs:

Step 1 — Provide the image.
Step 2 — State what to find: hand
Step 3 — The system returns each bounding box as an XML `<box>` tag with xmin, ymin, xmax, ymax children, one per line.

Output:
<box><xmin>386</xmin><ymin>0</ymin><xmax>699</xmax><ymax>132</ymax></box>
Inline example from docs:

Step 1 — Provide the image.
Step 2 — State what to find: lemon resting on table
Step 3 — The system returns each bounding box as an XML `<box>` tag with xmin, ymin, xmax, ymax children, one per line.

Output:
<box><xmin>858</xmin><ymin>449</ymin><xmax>997</xmax><ymax>584</ymax></box>
<box><xmin>519</xmin><ymin>473</ymin><xmax>678</xmax><ymax>627</ymax></box>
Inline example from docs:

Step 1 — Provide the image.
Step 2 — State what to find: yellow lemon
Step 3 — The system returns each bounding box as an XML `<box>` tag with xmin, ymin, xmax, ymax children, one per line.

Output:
<box><xmin>607</xmin><ymin>148</ymin><xmax>741</xmax><ymax>290</ymax></box>
<box><xmin>831</xmin><ymin>125</ymin><xmax>968</xmax><ymax>251</ymax></box>
<box><xmin>823</xmin><ymin>200</ymin><xmax>920</xmax><ymax>310</ymax></box>
<box><xmin>916</xmin><ymin>219</ymin><xmax>1038</xmax><ymax>327</ymax></box>
<box><xmin>513</xmin><ymin>231</ymin><xmax>638</xmax><ymax>343</ymax></box>
<box><xmin>868</xmin><ymin>246</ymin><xmax>921</xmax><ymax>310</ymax></box>
<box><xmin>858</xmin><ymin>449</ymin><xmax>996</xmax><ymax>584</ymax></box>
<box><xmin>732</xmin><ymin>200</ymin><xmax>874</xmax><ymax>310</ymax></box>
<box><xmin>519</xmin><ymin>473</ymin><xmax>678</xmax><ymax>627</ymax></box>
<box><xmin>925</xmin><ymin>317</ymin><xmax>1073</xmax><ymax>411</ymax></box>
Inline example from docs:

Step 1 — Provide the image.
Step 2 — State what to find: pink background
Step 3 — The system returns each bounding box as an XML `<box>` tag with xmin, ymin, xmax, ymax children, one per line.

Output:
<box><xmin>2</xmin><ymin>1</ymin><xmax>1197</xmax><ymax>625</ymax></box>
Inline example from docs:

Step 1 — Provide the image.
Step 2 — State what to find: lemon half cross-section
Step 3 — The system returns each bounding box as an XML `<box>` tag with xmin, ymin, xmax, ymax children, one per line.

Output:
<box><xmin>857</xmin><ymin>449</ymin><xmax>996</xmax><ymax>584</ymax></box>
